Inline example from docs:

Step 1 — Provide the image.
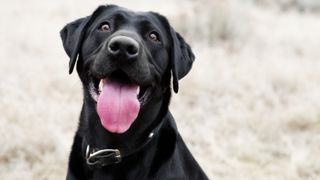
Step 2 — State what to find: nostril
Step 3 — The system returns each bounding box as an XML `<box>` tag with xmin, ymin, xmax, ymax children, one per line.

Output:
<box><xmin>109</xmin><ymin>42</ymin><xmax>119</xmax><ymax>53</ymax></box>
<box><xmin>127</xmin><ymin>44</ymin><xmax>138</xmax><ymax>56</ymax></box>
<box><xmin>107</xmin><ymin>36</ymin><xmax>139</xmax><ymax>58</ymax></box>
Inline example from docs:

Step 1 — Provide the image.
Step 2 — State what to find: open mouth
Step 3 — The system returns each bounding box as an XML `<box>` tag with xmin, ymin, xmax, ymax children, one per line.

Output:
<box><xmin>88</xmin><ymin>70</ymin><xmax>154</xmax><ymax>134</ymax></box>
<box><xmin>89</xmin><ymin>70</ymin><xmax>153</xmax><ymax>106</ymax></box>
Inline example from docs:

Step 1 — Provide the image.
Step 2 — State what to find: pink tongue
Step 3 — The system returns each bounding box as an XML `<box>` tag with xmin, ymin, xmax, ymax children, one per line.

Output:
<box><xmin>96</xmin><ymin>79</ymin><xmax>140</xmax><ymax>133</ymax></box>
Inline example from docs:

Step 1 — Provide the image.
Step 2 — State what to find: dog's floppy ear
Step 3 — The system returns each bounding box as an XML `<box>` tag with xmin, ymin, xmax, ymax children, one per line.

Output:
<box><xmin>60</xmin><ymin>17</ymin><xmax>88</xmax><ymax>74</ymax></box>
<box><xmin>170</xmin><ymin>28</ymin><xmax>195</xmax><ymax>93</ymax></box>
<box><xmin>60</xmin><ymin>5</ymin><xmax>112</xmax><ymax>74</ymax></box>
<box><xmin>151</xmin><ymin>12</ymin><xmax>195</xmax><ymax>93</ymax></box>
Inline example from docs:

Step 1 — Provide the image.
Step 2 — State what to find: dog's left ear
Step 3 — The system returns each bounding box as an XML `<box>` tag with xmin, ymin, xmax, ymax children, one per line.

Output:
<box><xmin>151</xmin><ymin>12</ymin><xmax>194</xmax><ymax>93</ymax></box>
<box><xmin>169</xmin><ymin>28</ymin><xmax>195</xmax><ymax>93</ymax></box>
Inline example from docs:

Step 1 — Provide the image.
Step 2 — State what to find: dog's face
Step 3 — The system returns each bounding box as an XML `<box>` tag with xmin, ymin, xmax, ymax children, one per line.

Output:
<box><xmin>60</xmin><ymin>5</ymin><xmax>194</xmax><ymax>134</ymax></box>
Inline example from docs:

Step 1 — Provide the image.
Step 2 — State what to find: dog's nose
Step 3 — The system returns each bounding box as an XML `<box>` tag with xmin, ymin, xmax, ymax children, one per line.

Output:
<box><xmin>107</xmin><ymin>36</ymin><xmax>139</xmax><ymax>59</ymax></box>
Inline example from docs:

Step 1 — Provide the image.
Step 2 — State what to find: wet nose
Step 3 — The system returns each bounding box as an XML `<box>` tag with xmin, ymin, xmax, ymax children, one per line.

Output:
<box><xmin>107</xmin><ymin>36</ymin><xmax>139</xmax><ymax>59</ymax></box>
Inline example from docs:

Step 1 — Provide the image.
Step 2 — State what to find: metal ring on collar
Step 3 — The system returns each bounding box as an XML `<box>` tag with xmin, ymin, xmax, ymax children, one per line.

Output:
<box><xmin>86</xmin><ymin>145</ymin><xmax>122</xmax><ymax>166</ymax></box>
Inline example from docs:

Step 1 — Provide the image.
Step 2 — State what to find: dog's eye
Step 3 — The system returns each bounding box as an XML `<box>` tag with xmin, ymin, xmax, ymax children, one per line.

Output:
<box><xmin>149</xmin><ymin>32</ymin><xmax>160</xmax><ymax>42</ymax></box>
<box><xmin>98</xmin><ymin>22</ymin><xmax>111</xmax><ymax>32</ymax></box>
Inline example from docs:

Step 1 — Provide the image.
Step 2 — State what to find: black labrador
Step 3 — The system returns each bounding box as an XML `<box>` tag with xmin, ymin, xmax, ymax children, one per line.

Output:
<box><xmin>60</xmin><ymin>4</ymin><xmax>208</xmax><ymax>180</ymax></box>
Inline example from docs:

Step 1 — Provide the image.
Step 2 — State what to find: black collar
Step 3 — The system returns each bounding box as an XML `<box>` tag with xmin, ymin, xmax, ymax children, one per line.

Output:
<box><xmin>85</xmin><ymin>119</ymin><xmax>164</xmax><ymax>169</ymax></box>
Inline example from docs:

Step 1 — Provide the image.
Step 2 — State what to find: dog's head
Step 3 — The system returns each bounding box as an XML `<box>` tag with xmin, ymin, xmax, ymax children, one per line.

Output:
<box><xmin>60</xmin><ymin>5</ymin><xmax>194</xmax><ymax>133</ymax></box>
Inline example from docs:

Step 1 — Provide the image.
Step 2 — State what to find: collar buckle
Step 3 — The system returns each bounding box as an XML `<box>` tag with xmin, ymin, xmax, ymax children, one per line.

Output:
<box><xmin>86</xmin><ymin>145</ymin><xmax>121</xmax><ymax>168</ymax></box>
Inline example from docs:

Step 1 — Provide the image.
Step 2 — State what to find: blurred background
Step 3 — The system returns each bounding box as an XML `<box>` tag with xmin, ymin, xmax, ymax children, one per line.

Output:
<box><xmin>1</xmin><ymin>0</ymin><xmax>320</xmax><ymax>179</ymax></box>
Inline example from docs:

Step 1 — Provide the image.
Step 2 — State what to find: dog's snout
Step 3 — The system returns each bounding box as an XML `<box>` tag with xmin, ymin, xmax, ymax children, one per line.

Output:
<box><xmin>107</xmin><ymin>36</ymin><xmax>139</xmax><ymax>59</ymax></box>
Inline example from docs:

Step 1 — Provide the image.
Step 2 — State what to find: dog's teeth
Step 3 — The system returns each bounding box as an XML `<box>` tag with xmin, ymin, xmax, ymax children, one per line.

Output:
<box><xmin>137</xmin><ymin>87</ymin><xmax>140</xmax><ymax>94</ymax></box>
<box><xmin>99</xmin><ymin>80</ymin><xmax>103</xmax><ymax>92</ymax></box>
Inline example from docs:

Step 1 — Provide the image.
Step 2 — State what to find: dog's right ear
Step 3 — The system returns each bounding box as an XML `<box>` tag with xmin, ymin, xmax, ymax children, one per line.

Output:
<box><xmin>60</xmin><ymin>5</ymin><xmax>114</xmax><ymax>74</ymax></box>
<box><xmin>60</xmin><ymin>17</ymin><xmax>89</xmax><ymax>74</ymax></box>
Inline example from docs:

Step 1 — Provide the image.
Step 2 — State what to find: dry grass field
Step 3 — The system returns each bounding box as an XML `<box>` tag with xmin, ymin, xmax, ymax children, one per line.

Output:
<box><xmin>1</xmin><ymin>0</ymin><xmax>320</xmax><ymax>179</ymax></box>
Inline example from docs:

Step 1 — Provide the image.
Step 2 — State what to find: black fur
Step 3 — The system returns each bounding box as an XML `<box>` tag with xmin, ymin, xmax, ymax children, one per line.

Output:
<box><xmin>60</xmin><ymin>4</ymin><xmax>208</xmax><ymax>180</ymax></box>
